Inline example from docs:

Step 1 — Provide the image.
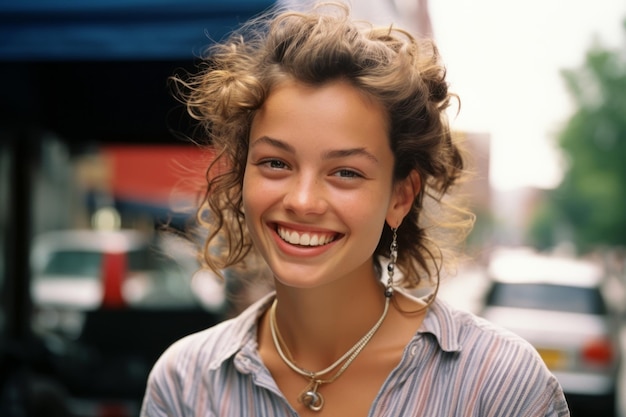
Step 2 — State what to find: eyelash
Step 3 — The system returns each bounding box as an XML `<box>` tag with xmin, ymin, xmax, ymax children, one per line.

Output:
<box><xmin>333</xmin><ymin>169</ymin><xmax>363</xmax><ymax>179</ymax></box>
<box><xmin>255</xmin><ymin>159</ymin><xmax>364</xmax><ymax>179</ymax></box>
<box><xmin>258</xmin><ymin>159</ymin><xmax>288</xmax><ymax>170</ymax></box>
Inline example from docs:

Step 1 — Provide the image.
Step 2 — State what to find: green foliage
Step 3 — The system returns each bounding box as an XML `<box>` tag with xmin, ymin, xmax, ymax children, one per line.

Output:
<box><xmin>531</xmin><ymin>20</ymin><xmax>626</xmax><ymax>252</ymax></box>
<box><xmin>528</xmin><ymin>201</ymin><xmax>559</xmax><ymax>250</ymax></box>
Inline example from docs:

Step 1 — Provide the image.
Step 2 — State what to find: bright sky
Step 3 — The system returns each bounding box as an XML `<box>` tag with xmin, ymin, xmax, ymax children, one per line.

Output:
<box><xmin>292</xmin><ymin>0</ymin><xmax>626</xmax><ymax>190</ymax></box>
<box><xmin>428</xmin><ymin>0</ymin><xmax>626</xmax><ymax>190</ymax></box>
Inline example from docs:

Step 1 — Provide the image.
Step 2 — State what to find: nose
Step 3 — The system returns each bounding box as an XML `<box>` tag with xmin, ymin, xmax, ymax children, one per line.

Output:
<box><xmin>282</xmin><ymin>174</ymin><xmax>328</xmax><ymax>216</ymax></box>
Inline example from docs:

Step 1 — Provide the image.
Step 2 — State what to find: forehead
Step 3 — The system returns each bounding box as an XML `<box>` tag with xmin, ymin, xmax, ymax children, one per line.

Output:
<box><xmin>250</xmin><ymin>79</ymin><xmax>390</xmax><ymax>150</ymax></box>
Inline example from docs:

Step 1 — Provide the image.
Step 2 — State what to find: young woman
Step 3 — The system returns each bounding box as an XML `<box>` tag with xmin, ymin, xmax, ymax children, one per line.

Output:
<box><xmin>141</xmin><ymin>3</ymin><xmax>570</xmax><ymax>416</ymax></box>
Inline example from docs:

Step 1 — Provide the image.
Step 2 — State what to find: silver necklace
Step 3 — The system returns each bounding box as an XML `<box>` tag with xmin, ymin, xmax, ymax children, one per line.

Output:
<box><xmin>269</xmin><ymin>295</ymin><xmax>391</xmax><ymax>412</ymax></box>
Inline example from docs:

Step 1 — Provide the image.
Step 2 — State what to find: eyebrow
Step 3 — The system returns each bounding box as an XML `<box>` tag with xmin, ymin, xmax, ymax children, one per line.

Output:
<box><xmin>250</xmin><ymin>136</ymin><xmax>294</xmax><ymax>153</ymax></box>
<box><xmin>322</xmin><ymin>148</ymin><xmax>379</xmax><ymax>163</ymax></box>
<box><xmin>251</xmin><ymin>136</ymin><xmax>379</xmax><ymax>163</ymax></box>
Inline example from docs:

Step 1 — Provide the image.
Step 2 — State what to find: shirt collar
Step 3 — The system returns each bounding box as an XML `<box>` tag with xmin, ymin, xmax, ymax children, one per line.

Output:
<box><xmin>208</xmin><ymin>292</ymin><xmax>463</xmax><ymax>371</ymax></box>
<box><xmin>207</xmin><ymin>292</ymin><xmax>275</xmax><ymax>371</ymax></box>
<box><xmin>419</xmin><ymin>297</ymin><xmax>463</xmax><ymax>352</ymax></box>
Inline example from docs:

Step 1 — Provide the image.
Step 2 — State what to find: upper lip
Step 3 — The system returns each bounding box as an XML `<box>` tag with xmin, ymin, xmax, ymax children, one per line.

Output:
<box><xmin>271</xmin><ymin>221</ymin><xmax>338</xmax><ymax>234</ymax></box>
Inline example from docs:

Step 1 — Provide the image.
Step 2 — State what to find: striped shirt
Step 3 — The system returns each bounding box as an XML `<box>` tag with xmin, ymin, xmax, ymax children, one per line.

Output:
<box><xmin>141</xmin><ymin>293</ymin><xmax>570</xmax><ymax>416</ymax></box>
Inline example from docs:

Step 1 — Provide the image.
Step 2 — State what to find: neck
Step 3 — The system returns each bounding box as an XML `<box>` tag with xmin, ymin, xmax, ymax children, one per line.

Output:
<box><xmin>272</xmin><ymin>277</ymin><xmax>387</xmax><ymax>369</ymax></box>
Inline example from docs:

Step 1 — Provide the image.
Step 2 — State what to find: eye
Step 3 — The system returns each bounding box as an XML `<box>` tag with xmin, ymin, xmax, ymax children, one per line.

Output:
<box><xmin>333</xmin><ymin>169</ymin><xmax>363</xmax><ymax>179</ymax></box>
<box><xmin>260</xmin><ymin>159</ymin><xmax>288</xmax><ymax>170</ymax></box>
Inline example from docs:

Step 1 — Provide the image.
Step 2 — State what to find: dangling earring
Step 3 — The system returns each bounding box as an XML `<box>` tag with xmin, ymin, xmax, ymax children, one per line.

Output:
<box><xmin>385</xmin><ymin>227</ymin><xmax>398</xmax><ymax>298</ymax></box>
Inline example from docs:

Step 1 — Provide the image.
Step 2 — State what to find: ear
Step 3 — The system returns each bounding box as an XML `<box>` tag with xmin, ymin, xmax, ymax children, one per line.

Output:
<box><xmin>386</xmin><ymin>170</ymin><xmax>421</xmax><ymax>228</ymax></box>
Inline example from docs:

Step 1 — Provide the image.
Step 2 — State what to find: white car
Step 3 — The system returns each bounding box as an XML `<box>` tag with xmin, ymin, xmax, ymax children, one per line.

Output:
<box><xmin>480</xmin><ymin>248</ymin><xmax>620</xmax><ymax>416</ymax></box>
<box><xmin>29</xmin><ymin>229</ymin><xmax>226</xmax><ymax>417</ymax></box>
<box><xmin>31</xmin><ymin>229</ymin><xmax>152</xmax><ymax>309</ymax></box>
<box><xmin>31</xmin><ymin>229</ymin><xmax>224</xmax><ymax>312</ymax></box>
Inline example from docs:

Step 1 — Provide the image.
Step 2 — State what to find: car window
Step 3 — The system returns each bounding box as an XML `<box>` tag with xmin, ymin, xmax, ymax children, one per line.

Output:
<box><xmin>127</xmin><ymin>248</ymin><xmax>162</xmax><ymax>271</ymax></box>
<box><xmin>42</xmin><ymin>250</ymin><xmax>102</xmax><ymax>277</ymax></box>
<box><xmin>486</xmin><ymin>282</ymin><xmax>607</xmax><ymax>315</ymax></box>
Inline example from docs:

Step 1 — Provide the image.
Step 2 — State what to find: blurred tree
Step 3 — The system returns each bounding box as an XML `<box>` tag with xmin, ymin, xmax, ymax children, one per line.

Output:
<box><xmin>530</xmin><ymin>20</ymin><xmax>626</xmax><ymax>252</ymax></box>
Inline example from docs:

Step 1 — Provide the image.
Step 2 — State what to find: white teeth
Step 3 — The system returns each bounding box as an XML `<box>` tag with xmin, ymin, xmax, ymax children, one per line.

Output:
<box><xmin>278</xmin><ymin>227</ymin><xmax>335</xmax><ymax>247</ymax></box>
<box><xmin>287</xmin><ymin>231</ymin><xmax>299</xmax><ymax>244</ymax></box>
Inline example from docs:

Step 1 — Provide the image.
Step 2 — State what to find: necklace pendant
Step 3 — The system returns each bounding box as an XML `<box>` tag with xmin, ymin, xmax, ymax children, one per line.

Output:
<box><xmin>299</xmin><ymin>381</ymin><xmax>325</xmax><ymax>412</ymax></box>
<box><xmin>271</xmin><ymin>298</ymin><xmax>391</xmax><ymax>413</ymax></box>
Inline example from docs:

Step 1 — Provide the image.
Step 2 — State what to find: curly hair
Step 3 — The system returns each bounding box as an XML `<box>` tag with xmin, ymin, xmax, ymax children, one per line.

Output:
<box><xmin>173</xmin><ymin>1</ymin><xmax>474</xmax><ymax>291</ymax></box>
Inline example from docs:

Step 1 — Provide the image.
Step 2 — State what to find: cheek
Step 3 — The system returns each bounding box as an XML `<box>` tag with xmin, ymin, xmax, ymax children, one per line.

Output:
<box><xmin>241</xmin><ymin>171</ymin><xmax>275</xmax><ymax>225</ymax></box>
<box><xmin>338</xmin><ymin>192</ymin><xmax>390</xmax><ymax>240</ymax></box>
<box><xmin>241</xmin><ymin>174</ymin><xmax>258</xmax><ymax>217</ymax></box>
<box><xmin>341</xmin><ymin>189</ymin><xmax>391</xmax><ymax>220</ymax></box>
<box><xmin>241</xmin><ymin>182</ymin><xmax>262</xmax><ymax>246</ymax></box>
<box><xmin>345</xmin><ymin>206</ymin><xmax>387</xmax><ymax>260</ymax></box>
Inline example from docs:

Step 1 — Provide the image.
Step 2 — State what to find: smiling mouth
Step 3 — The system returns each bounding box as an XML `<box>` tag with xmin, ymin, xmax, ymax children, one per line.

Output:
<box><xmin>276</xmin><ymin>226</ymin><xmax>338</xmax><ymax>247</ymax></box>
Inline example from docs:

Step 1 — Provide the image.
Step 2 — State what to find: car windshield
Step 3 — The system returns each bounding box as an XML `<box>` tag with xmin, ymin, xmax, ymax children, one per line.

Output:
<box><xmin>486</xmin><ymin>282</ymin><xmax>607</xmax><ymax>315</ymax></box>
<box><xmin>42</xmin><ymin>248</ymin><xmax>158</xmax><ymax>278</ymax></box>
<box><xmin>43</xmin><ymin>250</ymin><xmax>103</xmax><ymax>277</ymax></box>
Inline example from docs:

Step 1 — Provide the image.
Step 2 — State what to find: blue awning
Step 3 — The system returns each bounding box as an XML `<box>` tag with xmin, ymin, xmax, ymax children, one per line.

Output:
<box><xmin>0</xmin><ymin>0</ymin><xmax>276</xmax><ymax>61</ymax></box>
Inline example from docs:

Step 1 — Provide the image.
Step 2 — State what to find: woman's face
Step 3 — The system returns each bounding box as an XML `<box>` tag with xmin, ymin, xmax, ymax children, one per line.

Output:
<box><xmin>243</xmin><ymin>79</ymin><xmax>407</xmax><ymax>290</ymax></box>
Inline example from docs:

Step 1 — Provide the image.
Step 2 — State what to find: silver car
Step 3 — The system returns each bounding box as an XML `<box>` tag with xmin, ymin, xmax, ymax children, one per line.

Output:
<box><xmin>481</xmin><ymin>248</ymin><xmax>621</xmax><ymax>416</ymax></box>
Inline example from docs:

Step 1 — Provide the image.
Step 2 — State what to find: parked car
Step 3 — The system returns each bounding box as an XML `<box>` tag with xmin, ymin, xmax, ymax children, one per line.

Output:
<box><xmin>28</xmin><ymin>228</ymin><xmax>226</xmax><ymax>417</ymax></box>
<box><xmin>480</xmin><ymin>248</ymin><xmax>621</xmax><ymax>416</ymax></box>
<box><xmin>30</xmin><ymin>228</ymin><xmax>225</xmax><ymax>312</ymax></box>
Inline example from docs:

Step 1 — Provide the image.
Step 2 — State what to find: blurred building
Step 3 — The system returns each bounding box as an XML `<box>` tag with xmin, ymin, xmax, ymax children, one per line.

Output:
<box><xmin>65</xmin><ymin>145</ymin><xmax>210</xmax><ymax>233</ymax></box>
<box><xmin>492</xmin><ymin>186</ymin><xmax>546</xmax><ymax>247</ymax></box>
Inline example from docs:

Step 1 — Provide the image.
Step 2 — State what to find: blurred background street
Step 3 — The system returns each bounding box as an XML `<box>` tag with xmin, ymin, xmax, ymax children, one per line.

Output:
<box><xmin>2</xmin><ymin>0</ymin><xmax>626</xmax><ymax>416</ymax></box>
<box><xmin>439</xmin><ymin>258</ymin><xmax>626</xmax><ymax>417</ymax></box>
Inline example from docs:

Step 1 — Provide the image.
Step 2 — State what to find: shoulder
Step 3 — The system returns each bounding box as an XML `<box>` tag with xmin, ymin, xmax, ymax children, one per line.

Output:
<box><xmin>156</xmin><ymin>316</ymin><xmax>242</xmax><ymax>375</ymax></box>
<box><xmin>420</xmin><ymin>299</ymin><xmax>569</xmax><ymax>415</ymax></box>
<box><xmin>426</xmin><ymin>297</ymin><xmax>542</xmax><ymax>358</ymax></box>
<box><xmin>142</xmin><ymin>296</ymin><xmax>272</xmax><ymax>408</ymax></box>
<box><xmin>154</xmin><ymin>295</ymin><xmax>271</xmax><ymax>377</ymax></box>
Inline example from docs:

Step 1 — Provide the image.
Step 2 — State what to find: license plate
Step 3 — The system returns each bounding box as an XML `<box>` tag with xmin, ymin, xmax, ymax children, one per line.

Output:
<box><xmin>536</xmin><ymin>348</ymin><xmax>565</xmax><ymax>370</ymax></box>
